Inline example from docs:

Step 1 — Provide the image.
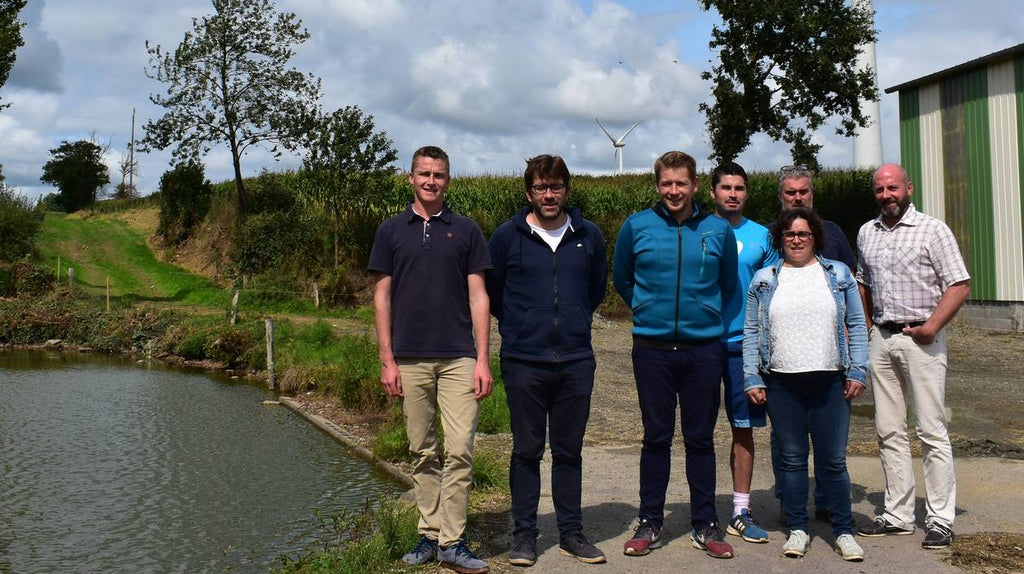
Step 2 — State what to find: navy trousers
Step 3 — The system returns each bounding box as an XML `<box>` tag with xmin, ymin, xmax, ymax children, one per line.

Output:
<box><xmin>632</xmin><ymin>342</ymin><xmax>723</xmax><ymax>530</ymax></box>
<box><xmin>502</xmin><ymin>357</ymin><xmax>595</xmax><ymax>539</ymax></box>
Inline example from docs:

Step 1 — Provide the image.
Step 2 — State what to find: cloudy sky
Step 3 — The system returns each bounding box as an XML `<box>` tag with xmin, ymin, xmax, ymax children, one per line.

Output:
<box><xmin>2</xmin><ymin>0</ymin><xmax>1023</xmax><ymax>199</ymax></box>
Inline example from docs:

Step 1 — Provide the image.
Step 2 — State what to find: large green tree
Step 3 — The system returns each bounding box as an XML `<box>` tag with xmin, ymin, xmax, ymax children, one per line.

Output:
<box><xmin>300</xmin><ymin>106</ymin><xmax>397</xmax><ymax>268</ymax></box>
<box><xmin>40</xmin><ymin>140</ymin><xmax>110</xmax><ymax>213</ymax></box>
<box><xmin>699</xmin><ymin>0</ymin><xmax>878</xmax><ymax>170</ymax></box>
<box><xmin>0</xmin><ymin>0</ymin><xmax>26</xmax><ymax>111</ymax></box>
<box><xmin>141</xmin><ymin>0</ymin><xmax>322</xmax><ymax>213</ymax></box>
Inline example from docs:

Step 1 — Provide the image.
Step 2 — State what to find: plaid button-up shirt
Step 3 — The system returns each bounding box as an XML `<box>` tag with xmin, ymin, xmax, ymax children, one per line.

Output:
<box><xmin>856</xmin><ymin>204</ymin><xmax>970</xmax><ymax>324</ymax></box>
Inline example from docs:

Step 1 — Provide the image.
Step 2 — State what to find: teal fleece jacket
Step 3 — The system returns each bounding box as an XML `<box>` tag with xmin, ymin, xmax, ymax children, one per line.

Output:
<box><xmin>613</xmin><ymin>201</ymin><xmax>738</xmax><ymax>342</ymax></box>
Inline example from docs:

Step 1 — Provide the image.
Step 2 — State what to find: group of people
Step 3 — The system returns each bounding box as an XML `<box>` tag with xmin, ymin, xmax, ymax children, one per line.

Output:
<box><xmin>369</xmin><ymin>145</ymin><xmax>970</xmax><ymax>573</ymax></box>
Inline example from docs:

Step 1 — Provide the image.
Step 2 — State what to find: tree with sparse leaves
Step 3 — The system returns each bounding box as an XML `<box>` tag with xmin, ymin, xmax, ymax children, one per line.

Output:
<box><xmin>699</xmin><ymin>0</ymin><xmax>877</xmax><ymax>171</ymax></box>
<box><xmin>141</xmin><ymin>0</ymin><xmax>322</xmax><ymax>213</ymax></box>
<box><xmin>0</xmin><ymin>0</ymin><xmax>25</xmax><ymax>111</ymax></box>
<box><xmin>300</xmin><ymin>106</ymin><xmax>398</xmax><ymax>268</ymax></box>
<box><xmin>40</xmin><ymin>140</ymin><xmax>110</xmax><ymax>213</ymax></box>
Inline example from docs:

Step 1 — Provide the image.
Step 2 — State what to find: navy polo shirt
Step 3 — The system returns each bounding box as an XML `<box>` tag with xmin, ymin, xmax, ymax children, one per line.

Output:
<box><xmin>368</xmin><ymin>203</ymin><xmax>492</xmax><ymax>358</ymax></box>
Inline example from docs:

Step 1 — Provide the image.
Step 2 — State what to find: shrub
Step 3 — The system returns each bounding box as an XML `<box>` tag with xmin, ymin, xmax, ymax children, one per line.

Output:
<box><xmin>3</xmin><ymin>257</ymin><xmax>55</xmax><ymax>297</ymax></box>
<box><xmin>157</xmin><ymin>162</ymin><xmax>212</xmax><ymax>246</ymax></box>
<box><xmin>0</xmin><ymin>186</ymin><xmax>45</xmax><ymax>262</ymax></box>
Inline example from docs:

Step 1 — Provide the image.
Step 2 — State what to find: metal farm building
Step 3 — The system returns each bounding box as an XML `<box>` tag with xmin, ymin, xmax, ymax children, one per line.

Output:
<box><xmin>888</xmin><ymin>43</ymin><xmax>1024</xmax><ymax>331</ymax></box>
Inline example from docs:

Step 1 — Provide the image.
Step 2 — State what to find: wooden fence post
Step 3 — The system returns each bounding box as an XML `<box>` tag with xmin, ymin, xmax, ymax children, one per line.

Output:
<box><xmin>313</xmin><ymin>283</ymin><xmax>320</xmax><ymax>309</ymax></box>
<box><xmin>106</xmin><ymin>277</ymin><xmax>110</xmax><ymax>311</ymax></box>
<box><xmin>67</xmin><ymin>267</ymin><xmax>74</xmax><ymax>290</ymax></box>
<box><xmin>265</xmin><ymin>318</ymin><xmax>276</xmax><ymax>390</ymax></box>
<box><xmin>230</xmin><ymin>289</ymin><xmax>240</xmax><ymax>325</ymax></box>
<box><xmin>56</xmin><ymin>256</ymin><xmax>61</xmax><ymax>281</ymax></box>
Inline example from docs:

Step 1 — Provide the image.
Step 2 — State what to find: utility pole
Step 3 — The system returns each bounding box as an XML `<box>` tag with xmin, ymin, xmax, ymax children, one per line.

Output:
<box><xmin>129</xmin><ymin>108</ymin><xmax>136</xmax><ymax>193</ymax></box>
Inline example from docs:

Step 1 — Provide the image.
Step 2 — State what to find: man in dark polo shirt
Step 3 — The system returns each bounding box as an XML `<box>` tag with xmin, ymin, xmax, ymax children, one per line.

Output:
<box><xmin>368</xmin><ymin>145</ymin><xmax>493</xmax><ymax>574</ymax></box>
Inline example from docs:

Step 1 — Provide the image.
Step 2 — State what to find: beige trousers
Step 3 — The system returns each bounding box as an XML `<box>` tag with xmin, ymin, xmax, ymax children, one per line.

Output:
<box><xmin>398</xmin><ymin>357</ymin><xmax>479</xmax><ymax>547</ymax></box>
<box><xmin>868</xmin><ymin>326</ymin><xmax>956</xmax><ymax>530</ymax></box>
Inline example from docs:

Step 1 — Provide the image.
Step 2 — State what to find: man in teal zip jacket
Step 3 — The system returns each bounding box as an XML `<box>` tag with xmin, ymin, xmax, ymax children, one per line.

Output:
<box><xmin>614</xmin><ymin>151</ymin><xmax>739</xmax><ymax>560</ymax></box>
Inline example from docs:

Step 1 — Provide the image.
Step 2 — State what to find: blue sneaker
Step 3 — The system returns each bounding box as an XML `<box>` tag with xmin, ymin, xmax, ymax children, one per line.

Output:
<box><xmin>438</xmin><ymin>540</ymin><xmax>489</xmax><ymax>574</ymax></box>
<box><xmin>727</xmin><ymin>509</ymin><xmax>769</xmax><ymax>543</ymax></box>
<box><xmin>402</xmin><ymin>536</ymin><xmax>438</xmax><ymax>565</ymax></box>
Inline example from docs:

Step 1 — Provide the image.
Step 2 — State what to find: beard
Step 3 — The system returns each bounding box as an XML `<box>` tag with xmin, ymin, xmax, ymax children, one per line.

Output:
<box><xmin>881</xmin><ymin>198</ymin><xmax>909</xmax><ymax>220</ymax></box>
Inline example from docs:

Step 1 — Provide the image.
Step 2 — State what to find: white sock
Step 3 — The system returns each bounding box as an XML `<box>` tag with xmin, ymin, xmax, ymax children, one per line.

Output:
<box><xmin>732</xmin><ymin>492</ymin><xmax>750</xmax><ymax>517</ymax></box>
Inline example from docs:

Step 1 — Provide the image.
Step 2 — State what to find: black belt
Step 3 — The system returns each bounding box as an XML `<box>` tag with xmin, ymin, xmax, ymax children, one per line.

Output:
<box><xmin>633</xmin><ymin>335</ymin><xmax>716</xmax><ymax>351</ymax></box>
<box><xmin>876</xmin><ymin>321</ymin><xmax>925</xmax><ymax>333</ymax></box>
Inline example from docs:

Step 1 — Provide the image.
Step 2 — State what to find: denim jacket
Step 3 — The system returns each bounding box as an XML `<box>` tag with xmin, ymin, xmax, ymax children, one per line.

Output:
<box><xmin>741</xmin><ymin>256</ymin><xmax>868</xmax><ymax>391</ymax></box>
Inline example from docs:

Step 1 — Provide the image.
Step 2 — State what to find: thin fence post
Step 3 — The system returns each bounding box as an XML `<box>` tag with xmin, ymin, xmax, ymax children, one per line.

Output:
<box><xmin>313</xmin><ymin>283</ymin><xmax>320</xmax><ymax>309</ymax></box>
<box><xmin>67</xmin><ymin>267</ymin><xmax>74</xmax><ymax>291</ymax></box>
<box><xmin>106</xmin><ymin>277</ymin><xmax>110</xmax><ymax>311</ymax></box>
<box><xmin>230</xmin><ymin>289</ymin><xmax>240</xmax><ymax>325</ymax></box>
<box><xmin>56</xmin><ymin>256</ymin><xmax>61</xmax><ymax>281</ymax></box>
<box><xmin>265</xmin><ymin>318</ymin><xmax>275</xmax><ymax>390</ymax></box>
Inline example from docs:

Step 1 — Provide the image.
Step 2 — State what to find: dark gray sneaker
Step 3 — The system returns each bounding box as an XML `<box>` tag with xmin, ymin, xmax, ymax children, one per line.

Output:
<box><xmin>922</xmin><ymin>523</ymin><xmax>954</xmax><ymax>549</ymax></box>
<box><xmin>508</xmin><ymin>533</ymin><xmax>537</xmax><ymax>566</ymax></box>
<box><xmin>402</xmin><ymin>536</ymin><xmax>438</xmax><ymax>565</ymax></box>
<box><xmin>559</xmin><ymin>531</ymin><xmax>607</xmax><ymax>564</ymax></box>
<box><xmin>438</xmin><ymin>540</ymin><xmax>490</xmax><ymax>574</ymax></box>
<box><xmin>857</xmin><ymin>516</ymin><xmax>915</xmax><ymax>537</ymax></box>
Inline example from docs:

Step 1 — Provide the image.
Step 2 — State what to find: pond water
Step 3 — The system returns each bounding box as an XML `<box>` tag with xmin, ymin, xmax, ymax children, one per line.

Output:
<box><xmin>0</xmin><ymin>350</ymin><xmax>399</xmax><ymax>573</ymax></box>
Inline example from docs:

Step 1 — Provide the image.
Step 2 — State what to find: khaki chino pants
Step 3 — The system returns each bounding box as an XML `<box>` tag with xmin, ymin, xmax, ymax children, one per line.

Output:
<box><xmin>398</xmin><ymin>357</ymin><xmax>479</xmax><ymax>547</ymax></box>
<box><xmin>868</xmin><ymin>326</ymin><xmax>956</xmax><ymax>530</ymax></box>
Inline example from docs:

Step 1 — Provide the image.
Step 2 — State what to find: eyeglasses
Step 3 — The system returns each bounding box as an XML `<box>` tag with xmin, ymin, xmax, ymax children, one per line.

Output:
<box><xmin>529</xmin><ymin>183</ymin><xmax>566</xmax><ymax>195</ymax></box>
<box><xmin>779</xmin><ymin>164</ymin><xmax>809</xmax><ymax>172</ymax></box>
<box><xmin>783</xmin><ymin>231</ymin><xmax>814</xmax><ymax>241</ymax></box>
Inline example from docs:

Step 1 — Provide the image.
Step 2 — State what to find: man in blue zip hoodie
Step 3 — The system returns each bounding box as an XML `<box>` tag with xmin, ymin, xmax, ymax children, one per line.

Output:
<box><xmin>487</xmin><ymin>155</ymin><xmax>608</xmax><ymax>567</ymax></box>
<box><xmin>614</xmin><ymin>151</ymin><xmax>738</xmax><ymax>559</ymax></box>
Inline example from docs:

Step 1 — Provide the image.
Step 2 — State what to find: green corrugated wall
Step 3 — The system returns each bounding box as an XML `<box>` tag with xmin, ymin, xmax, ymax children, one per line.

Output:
<box><xmin>962</xmin><ymin>68</ymin><xmax>996</xmax><ymax>299</ymax></box>
<box><xmin>899</xmin><ymin>88</ymin><xmax>923</xmax><ymax>210</ymax></box>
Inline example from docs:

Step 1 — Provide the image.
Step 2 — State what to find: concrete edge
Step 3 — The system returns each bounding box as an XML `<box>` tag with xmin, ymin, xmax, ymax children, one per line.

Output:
<box><xmin>278</xmin><ymin>396</ymin><xmax>414</xmax><ymax>491</ymax></box>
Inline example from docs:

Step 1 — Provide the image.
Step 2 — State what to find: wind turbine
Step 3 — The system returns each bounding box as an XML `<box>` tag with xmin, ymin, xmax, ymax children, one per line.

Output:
<box><xmin>596</xmin><ymin>118</ymin><xmax>642</xmax><ymax>173</ymax></box>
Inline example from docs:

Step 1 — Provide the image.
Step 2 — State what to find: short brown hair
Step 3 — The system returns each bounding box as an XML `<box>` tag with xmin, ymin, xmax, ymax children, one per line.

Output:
<box><xmin>771</xmin><ymin>207</ymin><xmax>827</xmax><ymax>254</ymax></box>
<box><xmin>411</xmin><ymin>145</ymin><xmax>450</xmax><ymax>173</ymax></box>
<box><xmin>654</xmin><ymin>151</ymin><xmax>697</xmax><ymax>183</ymax></box>
<box><xmin>524</xmin><ymin>154</ymin><xmax>570</xmax><ymax>191</ymax></box>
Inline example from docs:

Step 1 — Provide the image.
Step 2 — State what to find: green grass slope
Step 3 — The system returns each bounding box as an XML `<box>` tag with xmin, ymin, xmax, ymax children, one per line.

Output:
<box><xmin>37</xmin><ymin>212</ymin><xmax>230</xmax><ymax>308</ymax></box>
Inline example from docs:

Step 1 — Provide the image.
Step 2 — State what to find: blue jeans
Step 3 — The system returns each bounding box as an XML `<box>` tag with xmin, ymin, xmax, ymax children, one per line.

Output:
<box><xmin>765</xmin><ymin>371</ymin><xmax>853</xmax><ymax>536</ymax></box>
<box><xmin>503</xmin><ymin>357</ymin><xmax>595</xmax><ymax>539</ymax></box>
<box><xmin>632</xmin><ymin>341</ymin><xmax>722</xmax><ymax>530</ymax></box>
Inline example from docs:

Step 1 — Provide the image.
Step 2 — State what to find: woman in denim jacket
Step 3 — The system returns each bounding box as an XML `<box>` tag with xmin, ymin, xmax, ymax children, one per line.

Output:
<box><xmin>741</xmin><ymin>208</ymin><xmax>868</xmax><ymax>562</ymax></box>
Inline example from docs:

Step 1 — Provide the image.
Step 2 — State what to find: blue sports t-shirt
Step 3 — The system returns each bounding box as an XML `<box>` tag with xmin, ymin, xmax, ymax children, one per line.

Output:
<box><xmin>721</xmin><ymin>217</ymin><xmax>778</xmax><ymax>343</ymax></box>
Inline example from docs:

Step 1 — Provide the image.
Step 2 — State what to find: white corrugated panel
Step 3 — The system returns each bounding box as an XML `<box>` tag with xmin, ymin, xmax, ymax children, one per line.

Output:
<box><xmin>987</xmin><ymin>61</ymin><xmax>1024</xmax><ymax>300</ymax></box>
<box><xmin>919</xmin><ymin>84</ymin><xmax>945</xmax><ymax>219</ymax></box>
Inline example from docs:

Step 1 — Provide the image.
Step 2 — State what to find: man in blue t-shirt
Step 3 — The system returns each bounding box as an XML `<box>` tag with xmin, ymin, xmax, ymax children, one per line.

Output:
<box><xmin>368</xmin><ymin>146</ymin><xmax>493</xmax><ymax>574</ymax></box>
<box><xmin>710</xmin><ymin>162</ymin><xmax>778</xmax><ymax>545</ymax></box>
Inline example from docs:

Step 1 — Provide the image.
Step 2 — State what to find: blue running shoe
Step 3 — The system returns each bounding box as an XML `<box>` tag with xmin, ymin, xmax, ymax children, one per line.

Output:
<box><xmin>727</xmin><ymin>509</ymin><xmax>769</xmax><ymax>543</ymax></box>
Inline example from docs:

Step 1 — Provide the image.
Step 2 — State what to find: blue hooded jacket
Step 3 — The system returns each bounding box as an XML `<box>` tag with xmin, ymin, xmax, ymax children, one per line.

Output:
<box><xmin>613</xmin><ymin>201</ymin><xmax>738</xmax><ymax>342</ymax></box>
<box><xmin>487</xmin><ymin>206</ymin><xmax>608</xmax><ymax>362</ymax></box>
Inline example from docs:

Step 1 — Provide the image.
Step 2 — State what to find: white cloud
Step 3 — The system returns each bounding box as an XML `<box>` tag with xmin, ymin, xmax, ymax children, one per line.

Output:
<box><xmin>1</xmin><ymin>0</ymin><xmax>1022</xmax><ymax>199</ymax></box>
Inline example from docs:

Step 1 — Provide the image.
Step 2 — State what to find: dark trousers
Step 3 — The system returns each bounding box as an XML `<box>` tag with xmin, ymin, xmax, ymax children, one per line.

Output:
<box><xmin>766</xmin><ymin>371</ymin><xmax>853</xmax><ymax>535</ymax></box>
<box><xmin>632</xmin><ymin>342</ymin><xmax>723</xmax><ymax>530</ymax></box>
<box><xmin>503</xmin><ymin>357</ymin><xmax>596</xmax><ymax>539</ymax></box>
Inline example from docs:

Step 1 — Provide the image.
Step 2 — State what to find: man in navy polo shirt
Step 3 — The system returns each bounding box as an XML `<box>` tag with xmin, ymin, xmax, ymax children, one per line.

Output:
<box><xmin>487</xmin><ymin>155</ymin><xmax>608</xmax><ymax>567</ymax></box>
<box><xmin>369</xmin><ymin>146</ymin><xmax>493</xmax><ymax>574</ymax></box>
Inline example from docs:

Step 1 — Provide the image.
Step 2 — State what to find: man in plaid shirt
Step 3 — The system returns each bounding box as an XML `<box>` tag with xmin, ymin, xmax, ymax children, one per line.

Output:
<box><xmin>854</xmin><ymin>163</ymin><xmax>970</xmax><ymax>550</ymax></box>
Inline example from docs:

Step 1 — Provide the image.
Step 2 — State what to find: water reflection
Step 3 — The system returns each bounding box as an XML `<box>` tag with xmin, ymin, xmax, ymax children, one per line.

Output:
<box><xmin>0</xmin><ymin>350</ymin><xmax>399</xmax><ymax>573</ymax></box>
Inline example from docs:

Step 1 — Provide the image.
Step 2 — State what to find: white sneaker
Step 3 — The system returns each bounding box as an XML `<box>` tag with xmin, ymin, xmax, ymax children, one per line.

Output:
<box><xmin>783</xmin><ymin>529</ymin><xmax>810</xmax><ymax>557</ymax></box>
<box><xmin>834</xmin><ymin>533</ymin><xmax>864</xmax><ymax>561</ymax></box>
